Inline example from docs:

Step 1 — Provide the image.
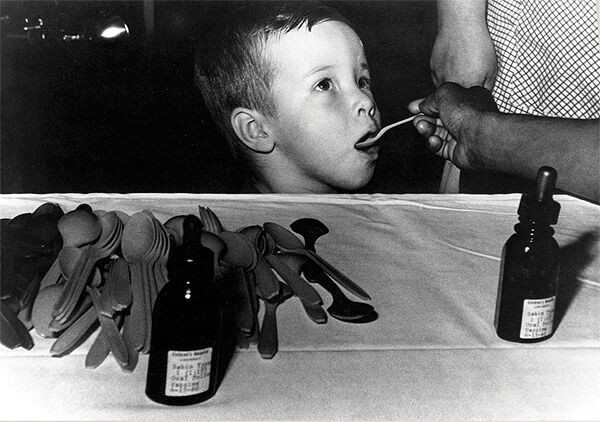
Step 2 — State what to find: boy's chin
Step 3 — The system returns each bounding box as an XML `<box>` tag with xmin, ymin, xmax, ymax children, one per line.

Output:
<box><xmin>334</xmin><ymin>169</ymin><xmax>375</xmax><ymax>192</ymax></box>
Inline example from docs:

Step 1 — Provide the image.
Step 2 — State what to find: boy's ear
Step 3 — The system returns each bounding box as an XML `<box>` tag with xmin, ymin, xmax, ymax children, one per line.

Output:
<box><xmin>230</xmin><ymin>107</ymin><xmax>275</xmax><ymax>153</ymax></box>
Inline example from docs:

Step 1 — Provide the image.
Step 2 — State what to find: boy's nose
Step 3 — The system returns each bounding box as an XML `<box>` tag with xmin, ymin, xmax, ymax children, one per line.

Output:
<box><xmin>354</xmin><ymin>90</ymin><xmax>377</xmax><ymax>119</ymax></box>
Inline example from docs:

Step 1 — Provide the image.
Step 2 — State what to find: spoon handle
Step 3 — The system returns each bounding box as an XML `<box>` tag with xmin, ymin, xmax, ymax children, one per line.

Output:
<box><xmin>39</xmin><ymin>259</ymin><xmax>61</xmax><ymax>291</ymax></box>
<box><xmin>227</xmin><ymin>267</ymin><xmax>255</xmax><ymax>335</ymax></box>
<box><xmin>128</xmin><ymin>261</ymin><xmax>147</xmax><ymax>351</ymax></box>
<box><xmin>49</xmin><ymin>294</ymin><xmax>92</xmax><ymax>333</ymax></box>
<box><xmin>371</xmin><ymin>115</ymin><xmax>417</xmax><ymax>141</ymax></box>
<box><xmin>50</xmin><ymin>305</ymin><xmax>98</xmax><ymax>356</ymax></box>
<box><xmin>120</xmin><ymin>315</ymin><xmax>139</xmax><ymax>372</ymax></box>
<box><xmin>52</xmin><ymin>247</ymin><xmax>92</xmax><ymax>321</ymax></box>
<box><xmin>85</xmin><ymin>324</ymin><xmax>110</xmax><ymax>369</ymax></box>
<box><xmin>257</xmin><ymin>301</ymin><xmax>278</xmax><ymax>359</ymax></box>
<box><xmin>140</xmin><ymin>263</ymin><xmax>153</xmax><ymax>354</ymax></box>
<box><xmin>302</xmin><ymin>250</ymin><xmax>371</xmax><ymax>301</ymax></box>
<box><xmin>304</xmin><ymin>262</ymin><xmax>345</xmax><ymax>299</ymax></box>
<box><xmin>59</xmin><ymin>248</ymin><xmax>100</xmax><ymax>324</ymax></box>
<box><xmin>112</xmin><ymin>259</ymin><xmax>132</xmax><ymax>312</ymax></box>
<box><xmin>87</xmin><ymin>286</ymin><xmax>129</xmax><ymax>366</ymax></box>
<box><xmin>264</xmin><ymin>254</ymin><xmax>322</xmax><ymax>305</ymax></box>
<box><xmin>298</xmin><ymin>298</ymin><xmax>327</xmax><ymax>324</ymax></box>
<box><xmin>253</xmin><ymin>255</ymin><xmax>280</xmax><ymax>300</ymax></box>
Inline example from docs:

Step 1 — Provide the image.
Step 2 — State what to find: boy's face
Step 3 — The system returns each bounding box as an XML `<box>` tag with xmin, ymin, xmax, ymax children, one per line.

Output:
<box><xmin>264</xmin><ymin>20</ymin><xmax>382</xmax><ymax>192</ymax></box>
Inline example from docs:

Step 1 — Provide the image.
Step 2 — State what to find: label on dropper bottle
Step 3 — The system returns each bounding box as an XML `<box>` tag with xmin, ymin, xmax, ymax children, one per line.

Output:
<box><xmin>164</xmin><ymin>348</ymin><xmax>212</xmax><ymax>397</ymax></box>
<box><xmin>519</xmin><ymin>297</ymin><xmax>556</xmax><ymax>339</ymax></box>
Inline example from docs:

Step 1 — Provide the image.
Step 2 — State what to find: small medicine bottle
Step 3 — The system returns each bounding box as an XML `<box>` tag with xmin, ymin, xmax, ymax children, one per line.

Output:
<box><xmin>145</xmin><ymin>215</ymin><xmax>223</xmax><ymax>405</ymax></box>
<box><xmin>494</xmin><ymin>166</ymin><xmax>561</xmax><ymax>343</ymax></box>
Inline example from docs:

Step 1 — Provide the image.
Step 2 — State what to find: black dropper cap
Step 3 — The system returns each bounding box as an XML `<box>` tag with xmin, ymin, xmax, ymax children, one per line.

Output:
<box><xmin>171</xmin><ymin>215</ymin><xmax>214</xmax><ymax>279</ymax></box>
<box><xmin>182</xmin><ymin>214</ymin><xmax>205</xmax><ymax>253</ymax></box>
<box><xmin>517</xmin><ymin>166</ymin><xmax>561</xmax><ymax>224</ymax></box>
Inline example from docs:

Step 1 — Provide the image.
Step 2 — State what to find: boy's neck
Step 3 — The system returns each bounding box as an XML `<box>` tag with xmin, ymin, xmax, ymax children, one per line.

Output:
<box><xmin>252</xmin><ymin>174</ymin><xmax>338</xmax><ymax>194</ymax></box>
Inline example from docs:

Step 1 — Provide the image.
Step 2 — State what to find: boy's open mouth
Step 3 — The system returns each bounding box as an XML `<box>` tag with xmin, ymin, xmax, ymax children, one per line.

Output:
<box><xmin>354</xmin><ymin>132</ymin><xmax>378</xmax><ymax>151</ymax></box>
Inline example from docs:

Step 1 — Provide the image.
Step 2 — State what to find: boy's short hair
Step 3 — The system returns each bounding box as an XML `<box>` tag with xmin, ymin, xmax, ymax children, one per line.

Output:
<box><xmin>194</xmin><ymin>2</ymin><xmax>352</xmax><ymax>161</ymax></box>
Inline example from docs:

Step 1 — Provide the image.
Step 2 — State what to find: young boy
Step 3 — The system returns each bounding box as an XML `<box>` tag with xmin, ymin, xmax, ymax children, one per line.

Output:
<box><xmin>195</xmin><ymin>2</ymin><xmax>382</xmax><ymax>193</ymax></box>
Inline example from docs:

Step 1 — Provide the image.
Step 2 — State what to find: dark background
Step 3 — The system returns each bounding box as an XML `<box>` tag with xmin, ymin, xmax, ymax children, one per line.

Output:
<box><xmin>1</xmin><ymin>0</ymin><xmax>442</xmax><ymax>193</ymax></box>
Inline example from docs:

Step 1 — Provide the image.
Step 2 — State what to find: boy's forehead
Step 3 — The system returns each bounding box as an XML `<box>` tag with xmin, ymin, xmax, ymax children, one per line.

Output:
<box><xmin>266</xmin><ymin>20</ymin><xmax>366</xmax><ymax>74</ymax></box>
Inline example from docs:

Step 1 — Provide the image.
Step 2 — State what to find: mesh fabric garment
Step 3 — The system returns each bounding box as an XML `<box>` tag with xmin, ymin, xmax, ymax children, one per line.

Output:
<box><xmin>487</xmin><ymin>0</ymin><xmax>600</xmax><ymax>119</ymax></box>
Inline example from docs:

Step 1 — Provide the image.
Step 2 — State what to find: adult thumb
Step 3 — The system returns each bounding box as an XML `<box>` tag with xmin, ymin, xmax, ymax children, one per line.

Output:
<box><xmin>416</xmin><ymin>92</ymin><xmax>440</xmax><ymax>117</ymax></box>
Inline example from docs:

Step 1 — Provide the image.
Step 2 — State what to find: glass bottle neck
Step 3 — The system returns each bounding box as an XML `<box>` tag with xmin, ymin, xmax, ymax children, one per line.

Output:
<box><xmin>514</xmin><ymin>217</ymin><xmax>554</xmax><ymax>237</ymax></box>
<box><xmin>170</xmin><ymin>254</ymin><xmax>215</xmax><ymax>291</ymax></box>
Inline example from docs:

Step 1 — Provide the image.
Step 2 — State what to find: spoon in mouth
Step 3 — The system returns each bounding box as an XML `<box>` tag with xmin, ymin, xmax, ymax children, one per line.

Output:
<box><xmin>355</xmin><ymin>115</ymin><xmax>418</xmax><ymax>150</ymax></box>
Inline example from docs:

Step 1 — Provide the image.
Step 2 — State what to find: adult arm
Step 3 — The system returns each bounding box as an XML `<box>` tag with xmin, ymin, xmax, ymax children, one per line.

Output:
<box><xmin>409</xmin><ymin>83</ymin><xmax>600</xmax><ymax>202</ymax></box>
<box><xmin>431</xmin><ymin>0</ymin><xmax>497</xmax><ymax>89</ymax></box>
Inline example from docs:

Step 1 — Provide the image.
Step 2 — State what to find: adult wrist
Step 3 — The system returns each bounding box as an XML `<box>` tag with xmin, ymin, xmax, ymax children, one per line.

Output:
<box><xmin>437</xmin><ymin>0</ymin><xmax>487</xmax><ymax>32</ymax></box>
<box><xmin>463</xmin><ymin>110</ymin><xmax>500</xmax><ymax>171</ymax></box>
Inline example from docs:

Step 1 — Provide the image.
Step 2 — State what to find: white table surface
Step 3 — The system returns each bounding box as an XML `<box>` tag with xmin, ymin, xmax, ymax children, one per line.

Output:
<box><xmin>1</xmin><ymin>193</ymin><xmax>599</xmax><ymax>421</ymax></box>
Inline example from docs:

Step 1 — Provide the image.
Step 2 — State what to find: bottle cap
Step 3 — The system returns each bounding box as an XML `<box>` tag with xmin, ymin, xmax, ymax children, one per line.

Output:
<box><xmin>165</xmin><ymin>215</ymin><xmax>214</xmax><ymax>279</ymax></box>
<box><xmin>182</xmin><ymin>214</ymin><xmax>205</xmax><ymax>252</ymax></box>
<box><xmin>518</xmin><ymin>166</ymin><xmax>560</xmax><ymax>224</ymax></box>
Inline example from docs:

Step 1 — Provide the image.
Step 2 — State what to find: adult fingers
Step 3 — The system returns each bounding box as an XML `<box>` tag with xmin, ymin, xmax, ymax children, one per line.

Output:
<box><xmin>417</xmin><ymin>93</ymin><xmax>440</xmax><ymax>117</ymax></box>
<box><xmin>415</xmin><ymin>116</ymin><xmax>451</xmax><ymax>141</ymax></box>
<box><xmin>426</xmin><ymin>135</ymin><xmax>444</xmax><ymax>154</ymax></box>
<box><xmin>426</xmin><ymin>135</ymin><xmax>457</xmax><ymax>163</ymax></box>
<box><xmin>408</xmin><ymin>92</ymin><xmax>439</xmax><ymax>117</ymax></box>
<box><xmin>414</xmin><ymin>116</ymin><xmax>437</xmax><ymax>137</ymax></box>
<box><xmin>407</xmin><ymin>98</ymin><xmax>424</xmax><ymax>115</ymax></box>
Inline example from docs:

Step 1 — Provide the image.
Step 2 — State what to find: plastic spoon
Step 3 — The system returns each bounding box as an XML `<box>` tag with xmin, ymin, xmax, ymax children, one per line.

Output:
<box><xmin>122</xmin><ymin>212</ymin><xmax>156</xmax><ymax>351</ymax></box>
<box><xmin>0</xmin><ymin>301</ymin><xmax>34</xmax><ymax>350</ymax></box>
<box><xmin>257</xmin><ymin>282</ymin><xmax>293</xmax><ymax>359</ymax></box>
<box><xmin>86</xmin><ymin>286</ymin><xmax>128</xmax><ymax>366</ymax></box>
<box><xmin>43</xmin><ymin>247</ymin><xmax>97</xmax><ymax>332</ymax></box>
<box><xmin>31</xmin><ymin>202</ymin><xmax>63</xmax><ymax>219</ymax></box>
<box><xmin>355</xmin><ymin>115</ymin><xmax>417</xmax><ymax>150</ymax></box>
<box><xmin>239</xmin><ymin>226</ymin><xmax>280</xmax><ymax>300</ymax></box>
<box><xmin>53</xmin><ymin>212</ymin><xmax>123</xmax><ymax>323</ymax></box>
<box><xmin>262</xmin><ymin>232</ymin><xmax>322</xmax><ymax>306</ymax></box>
<box><xmin>263</xmin><ymin>222</ymin><xmax>371</xmax><ymax>300</ymax></box>
<box><xmin>277</xmin><ymin>253</ymin><xmax>327</xmax><ymax>324</ymax></box>
<box><xmin>40</xmin><ymin>209</ymin><xmax>102</xmax><ymax>290</ymax></box>
<box><xmin>100</xmin><ymin>258</ymin><xmax>131</xmax><ymax>315</ymax></box>
<box><xmin>56</xmin><ymin>246</ymin><xmax>98</xmax><ymax>283</ymax></box>
<box><xmin>57</xmin><ymin>209</ymin><xmax>102</xmax><ymax>249</ymax></box>
<box><xmin>120</xmin><ymin>314</ymin><xmax>139</xmax><ymax>372</ymax></box>
<box><xmin>141</xmin><ymin>211</ymin><xmax>164</xmax><ymax>315</ymax></box>
<box><xmin>198</xmin><ymin>206</ymin><xmax>224</xmax><ymax>234</ymax></box>
<box><xmin>164</xmin><ymin>215</ymin><xmax>185</xmax><ymax>246</ymax></box>
<box><xmin>290</xmin><ymin>218</ymin><xmax>377</xmax><ymax>323</ymax></box>
<box><xmin>31</xmin><ymin>284</ymin><xmax>64</xmax><ymax>337</ymax></box>
<box><xmin>49</xmin><ymin>305</ymin><xmax>98</xmax><ymax>357</ymax></box>
<box><xmin>85</xmin><ymin>312</ymin><xmax>124</xmax><ymax>369</ymax></box>
<box><xmin>219</xmin><ymin>231</ymin><xmax>258</xmax><ymax>335</ymax></box>
<box><xmin>27</xmin><ymin>205</ymin><xmax>63</xmax><ymax>247</ymax></box>
<box><xmin>200</xmin><ymin>230</ymin><xmax>226</xmax><ymax>279</ymax></box>
<box><xmin>48</xmin><ymin>292</ymin><xmax>93</xmax><ymax>333</ymax></box>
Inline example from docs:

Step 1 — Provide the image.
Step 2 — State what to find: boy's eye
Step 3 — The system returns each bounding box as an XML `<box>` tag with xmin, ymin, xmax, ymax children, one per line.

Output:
<box><xmin>315</xmin><ymin>79</ymin><xmax>333</xmax><ymax>92</ymax></box>
<box><xmin>359</xmin><ymin>76</ymin><xmax>371</xmax><ymax>90</ymax></box>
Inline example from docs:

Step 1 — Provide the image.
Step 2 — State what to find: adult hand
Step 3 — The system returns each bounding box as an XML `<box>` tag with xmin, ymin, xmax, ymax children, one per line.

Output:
<box><xmin>431</xmin><ymin>0</ymin><xmax>497</xmax><ymax>90</ymax></box>
<box><xmin>408</xmin><ymin>83</ymin><xmax>499</xmax><ymax>170</ymax></box>
<box><xmin>430</xmin><ymin>25</ymin><xmax>498</xmax><ymax>90</ymax></box>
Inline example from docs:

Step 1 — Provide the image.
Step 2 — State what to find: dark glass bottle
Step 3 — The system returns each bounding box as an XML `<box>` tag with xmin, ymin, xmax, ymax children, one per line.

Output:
<box><xmin>146</xmin><ymin>215</ymin><xmax>222</xmax><ymax>405</ymax></box>
<box><xmin>495</xmin><ymin>167</ymin><xmax>561</xmax><ymax>343</ymax></box>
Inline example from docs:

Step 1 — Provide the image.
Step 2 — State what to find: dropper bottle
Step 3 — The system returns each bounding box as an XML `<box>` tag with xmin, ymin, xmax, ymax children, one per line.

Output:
<box><xmin>494</xmin><ymin>166</ymin><xmax>561</xmax><ymax>343</ymax></box>
<box><xmin>145</xmin><ymin>215</ymin><xmax>223</xmax><ymax>405</ymax></box>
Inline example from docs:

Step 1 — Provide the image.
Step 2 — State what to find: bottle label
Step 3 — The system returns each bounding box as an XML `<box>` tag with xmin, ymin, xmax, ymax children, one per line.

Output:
<box><xmin>165</xmin><ymin>348</ymin><xmax>212</xmax><ymax>397</ymax></box>
<box><xmin>520</xmin><ymin>297</ymin><xmax>555</xmax><ymax>339</ymax></box>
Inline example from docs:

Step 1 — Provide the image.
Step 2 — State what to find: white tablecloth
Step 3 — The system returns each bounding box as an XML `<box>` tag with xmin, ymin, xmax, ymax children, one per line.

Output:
<box><xmin>1</xmin><ymin>193</ymin><xmax>599</xmax><ymax>421</ymax></box>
